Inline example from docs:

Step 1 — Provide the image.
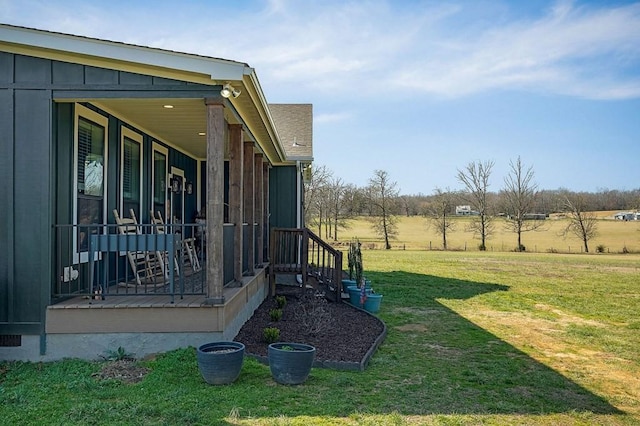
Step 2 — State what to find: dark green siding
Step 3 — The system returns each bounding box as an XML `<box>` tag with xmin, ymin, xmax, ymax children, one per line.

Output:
<box><xmin>269</xmin><ymin>166</ymin><xmax>298</xmax><ymax>228</ymax></box>
<box><xmin>0</xmin><ymin>87</ymin><xmax>13</xmax><ymax>326</ymax></box>
<box><xmin>0</xmin><ymin>83</ymin><xmax>52</xmax><ymax>333</ymax></box>
<box><xmin>0</xmin><ymin>51</ymin><xmax>216</xmax><ymax>338</ymax></box>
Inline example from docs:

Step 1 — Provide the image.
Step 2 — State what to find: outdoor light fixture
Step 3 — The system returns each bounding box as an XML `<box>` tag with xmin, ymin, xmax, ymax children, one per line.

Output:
<box><xmin>171</xmin><ymin>177</ymin><xmax>182</xmax><ymax>193</ymax></box>
<box><xmin>186</xmin><ymin>182</ymin><xmax>193</xmax><ymax>195</ymax></box>
<box><xmin>220</xmin><ymin>83</ymin><xmax>241</xmax><ymax>98</ymax></box>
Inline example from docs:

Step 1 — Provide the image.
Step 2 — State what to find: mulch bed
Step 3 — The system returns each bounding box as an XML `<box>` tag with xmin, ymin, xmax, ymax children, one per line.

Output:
<box><xmin>235</xmin><ymin>285</ymin><xmax>387</xmax><ymax>370</ymax></box>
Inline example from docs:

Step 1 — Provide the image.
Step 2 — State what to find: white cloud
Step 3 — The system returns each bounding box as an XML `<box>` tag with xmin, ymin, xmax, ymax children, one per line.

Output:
<box><xmin>3</xmin><ymin>0</ymin><xmax>639</xmax><ymax>101</ymax></box>
<box><xmin>315</xmin><ymin>111</ymin><xmax>353</xmax><ymax>124</ymax></box>
<box><xmin>394</xmin><ymin>1</ymin><xmax>640</xmax><ymax>99</ymax></box>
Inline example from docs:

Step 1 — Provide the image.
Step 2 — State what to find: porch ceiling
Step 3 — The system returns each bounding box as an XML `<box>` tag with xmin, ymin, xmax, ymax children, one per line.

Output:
<box><xmin>93</xmin><ymin>95</ymin><xmax>284</xmax><ymax>164</ymax></box>
<box><xmin>94</xmin><ymin>98</ymin><xmax>228</xmax><ymax>160</ymax></box>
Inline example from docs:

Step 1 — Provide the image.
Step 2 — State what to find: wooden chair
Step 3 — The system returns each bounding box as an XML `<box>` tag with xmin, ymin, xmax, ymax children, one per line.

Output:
<box><xmin>150</xmin><ymin>210</ymin><xmax>201</xmax><ymax>275</ymax></box>
<box><xmin>113</xmin><ymin>209</ymin><xmax>165</xmax><ymax>286</ymax></box>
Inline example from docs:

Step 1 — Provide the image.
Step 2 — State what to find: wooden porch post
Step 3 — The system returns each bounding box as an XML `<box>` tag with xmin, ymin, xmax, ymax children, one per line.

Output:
<box><xmin>228</xmin><ymin>124</ymin><xmax>244</xmax><ymax>285</ymax></box>
<box><xmin>254</xmin><ymin>153</ymin><xmax>264</xmax><ymax>267</ymax></box>
<box><xmin>243</xmin><ymin>140</ymin><xmax>255</xmax><ymax>275</ymax></box>
<box><xmin>205</xmin><ymin>99</ymin><xmax>225</xmax><ymax>304</ymax></box>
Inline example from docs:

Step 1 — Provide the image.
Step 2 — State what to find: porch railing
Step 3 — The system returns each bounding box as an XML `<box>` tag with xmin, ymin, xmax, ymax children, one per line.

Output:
<box><xmin>53</xmin><ymin>222</ymin><xmax>209</xmax><ymax>302</ymax></box>
<box><xmin>269</xmin><ymin>228</ymin><xmax>343</xmax><ymax>301</ymax></box>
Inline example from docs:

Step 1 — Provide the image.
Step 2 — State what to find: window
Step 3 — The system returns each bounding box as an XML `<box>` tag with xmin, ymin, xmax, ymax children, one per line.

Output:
<box><xmin>152</xmin><ymin>143</ymin><xmax>168</xmax><ymax>219</ymax></box>
<box><xmin>74</xmin><ymin>104</ymin><xmax>108</xmax><ymax>261</ymax></box>
<box><xmin>120</xmin><ymin>127</ymin><xmax>143</xmax><ymax>217</ymax></box>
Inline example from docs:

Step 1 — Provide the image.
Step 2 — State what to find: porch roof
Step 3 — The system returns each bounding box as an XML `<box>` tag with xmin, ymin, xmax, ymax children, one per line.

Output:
<box><xmin>0</xmin><ymin>23</ymin><xmax>302</xmax><ymax>166</ymax></box>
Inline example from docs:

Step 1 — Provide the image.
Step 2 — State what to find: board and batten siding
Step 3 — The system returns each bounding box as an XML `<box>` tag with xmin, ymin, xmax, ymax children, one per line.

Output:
<box><xmin>0</xmin><ymin>51</ymin><xmax>209</xmax><ymax>339</ymax></box>
<box><xmin>269</xmin><ymin>166</ymin><xmax>298</xmax><ymax>229</ymax></box>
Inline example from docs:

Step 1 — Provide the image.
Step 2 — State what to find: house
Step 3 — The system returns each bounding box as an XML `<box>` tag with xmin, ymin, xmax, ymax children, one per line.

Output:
<box><xmin>613</xmin><ymin>212</ymin><xmax>637</xmax><ymax>221</ymax></box>
<box><xmin>455</xmin><ymin>205</ymin><xmax>479</xmax><ymax>216</ymax></box>
<box><xmin>0</xmin><ymin>24</ymin><xmax>323</xmax><ymax>361</ymax></box>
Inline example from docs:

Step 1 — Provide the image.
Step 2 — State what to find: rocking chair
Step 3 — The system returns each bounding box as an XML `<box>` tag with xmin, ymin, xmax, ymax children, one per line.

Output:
<box><xmin>113</xmin><ymin>209</ymin><xmax>166</xmax><ymax>286</ymax></box>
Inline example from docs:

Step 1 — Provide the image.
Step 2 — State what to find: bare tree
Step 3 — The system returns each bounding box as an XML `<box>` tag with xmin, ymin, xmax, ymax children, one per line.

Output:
<box><xmin>327</xmin><ymin>176</ymin><xmax>348</xmax><ymax>241</ymax></box>
<box><xmin>560</xmin><ymin>192</ymin><xmax>598</xmax><ymax>253</ymax></box>
<box><xmin>501</xmin><ymin>156</ymin><xmax>544</xmax><ymax>251</ymax></box>
<box><xmin>368</xmin><ymin>170</ymin><xmax>400</xmax><ymax>249</ymax></box>
<box><xmin>457</xmin><ymin>160</ymin><xmax>495</xmax><ymax>250</ymax></box>
<box><xmin>304</xmin><ymin>165</ymin><xmax>332</xmax><ymax>235</ymax></box>
<box><xmin>426</xmin><ymin>187</ymin><xmax>457</xmax><ymax>250</ymax></box>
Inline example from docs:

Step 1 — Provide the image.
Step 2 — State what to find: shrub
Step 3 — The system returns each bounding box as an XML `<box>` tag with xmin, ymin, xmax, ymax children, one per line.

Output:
<box><xmin>269</xmin><ymin>308</ymin><xmax>283</xmax><ymax>321</ymax></box>
<box><xmin>293</xmin><ymin>293</ymin><xmax>333</xmax><ymax>336</ymax></box>
<box><xmin>101</xmin><ymin>346</ymin><xmax>133</xmax><ymax>361</ymax></box>
<box><xmin>275</xmin><ymin>296</ymin><xmax>287</xmax><ymax>309</ymax></box>
<box><xmin>262</xmin><ymin>327</ymin><xmax>280</xmax><ymax>343</ymax></box>
<box><xmin>596</xmin><ymin>244</ymin><xmax>606</xmax><ymax>253</ymax></box>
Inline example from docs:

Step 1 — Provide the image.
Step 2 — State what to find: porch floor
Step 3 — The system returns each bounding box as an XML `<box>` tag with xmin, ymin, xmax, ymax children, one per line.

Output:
<box><xmin>48</xmin><ymin>292</ymin><xmax>211</xmax><ymax>309</ymax></box>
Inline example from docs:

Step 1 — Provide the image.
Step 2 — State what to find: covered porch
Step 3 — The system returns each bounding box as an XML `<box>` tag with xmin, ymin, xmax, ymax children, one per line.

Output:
<box><xmin>0</xmin><ymin>24</ymin><xmax>316</xmax><ymax>361</ymax></box>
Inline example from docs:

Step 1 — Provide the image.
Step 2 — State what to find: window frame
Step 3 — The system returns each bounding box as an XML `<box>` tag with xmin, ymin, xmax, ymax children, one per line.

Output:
<box><xmin>73</xmin><ymin>104</ymin><xmax>109</xmax><ymax>263</ymax></box>
<box><xmin>152</xmin><ymin>142</ymin><xmax>169</xmax><ymax>221</ymax></box>
<box><xmin>119</xmin><ymin>126</ymin><xmax>144</xmax><ymax>217</ymax></box>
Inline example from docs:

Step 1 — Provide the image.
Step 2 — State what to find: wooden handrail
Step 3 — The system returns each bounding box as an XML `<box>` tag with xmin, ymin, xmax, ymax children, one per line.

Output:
<box><xmin>269</xmin><ymin>228</ymin><xmax>343</xmax><ymax>300</ymax></box>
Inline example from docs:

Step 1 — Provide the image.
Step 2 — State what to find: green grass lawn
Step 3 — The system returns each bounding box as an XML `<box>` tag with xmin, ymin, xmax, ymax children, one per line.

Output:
<box><xmin>1</xmin><ymin>251</ymin><xmax>639</xmax><ymax>425</ymax></box>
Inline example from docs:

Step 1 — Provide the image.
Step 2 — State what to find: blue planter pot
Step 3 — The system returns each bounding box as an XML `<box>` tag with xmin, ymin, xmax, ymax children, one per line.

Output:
<box><xmin>347</xmin><ymin>287</ymin><xmax>372</xmax><ymax>308</ymax></box>
<box><xmin>197</xmin><ymin>341</ymin><xmax>245</xmax><ymax>385</ymax></box>
<box><xmin>341</xmin><ymin>279</ymin><xmax>357</xmax><ymax>292</ymax></box>
<box><xmin>363</xmin><ymin>293</ymin><xmax>383</xmax><ymax>313</ymax></box>
<box><xmin>268</xmin><ymin>342</ymin><xmax>316</xmax><ymax>385</ymax></box>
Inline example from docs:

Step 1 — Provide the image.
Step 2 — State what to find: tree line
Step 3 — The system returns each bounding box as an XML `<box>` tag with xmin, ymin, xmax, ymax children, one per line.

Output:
<box><xmin>304</xmin><ymin>158</ymin><xmax>640</xmax><ymax>253</ymax></box>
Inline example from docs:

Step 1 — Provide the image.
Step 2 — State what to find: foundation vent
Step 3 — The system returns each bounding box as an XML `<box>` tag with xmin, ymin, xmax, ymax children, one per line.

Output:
<box><xmin>0</xmin><ymin>335</ymin><xmax>22</xmax><ymax>347</ymax></box>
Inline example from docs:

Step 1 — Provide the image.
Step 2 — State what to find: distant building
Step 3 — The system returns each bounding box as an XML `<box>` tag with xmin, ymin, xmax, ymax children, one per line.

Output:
<box><xmin>456</xmin><ymin>205</ymin><xmax>479</xmax><ymax>216</ymax></box>
<box><xmin>614</xmin><ymin>212</ymin><xmax>638</xmax><ymax>221</ymax></box>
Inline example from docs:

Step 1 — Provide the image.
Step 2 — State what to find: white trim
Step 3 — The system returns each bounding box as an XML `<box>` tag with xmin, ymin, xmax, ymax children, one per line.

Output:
<box><xmin>170</xmin><ymin>167</ymin><xmax>185</xmax><ymax>224</ymax></box>
<box><xmin>73</xmin><ymin>103</ymin><xmax>108</xmax><ymax>264</ymax></box>
<box><xmin>0</xmin><ymin>24</ymin><xmax>247</xmax><ymax>82</ymax></box>
<box><xmin>151</xmin><ymin>142</ymin><xmax>169</xmax><ymax>219</ymax></box>
<box><xmin>196</xmin><ymin>160</ymin><xmax>202</xmax><ymax>213</ymax></box>
<box><xmin>119</xmin><ymin>126</ymin><xmax>144</xmax><ymax>216</ymax></box>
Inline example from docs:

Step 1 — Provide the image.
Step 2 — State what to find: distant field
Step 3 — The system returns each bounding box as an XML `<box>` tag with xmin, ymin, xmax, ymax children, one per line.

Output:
<box><xmin>330</xmin><ymin>212</ymin><xmax>640</xmax><ymax>253</ymax></box>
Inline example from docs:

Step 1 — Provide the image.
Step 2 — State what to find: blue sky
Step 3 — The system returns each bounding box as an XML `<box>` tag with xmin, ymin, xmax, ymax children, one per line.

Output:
<box><xmin>2</xmin><ymin>0</ymin><xmax>639</xmax><ymax>195</ymax></box>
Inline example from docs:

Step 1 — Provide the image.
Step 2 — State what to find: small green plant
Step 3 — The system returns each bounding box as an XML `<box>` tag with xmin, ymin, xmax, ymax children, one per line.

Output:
<box><xmin>269</xmin><ymin>308</ymin><xmax>283</xmax><ymax>321</ymax></box>
<box><xmin>101</xmin><ymin>346</ymin><xmax>133</xmax><ymax>361</ymax></box>
<box><xmin>262</xmin><ymin>327</ymin><xmax>280</xmax><ymax>343</ymax></box>
<box><xmin>280</xmin><ymin>345</ymin><xmax>294</xmax><ymax>351</ymax></box>
<box><xmin>275</xmin><ymin>295</ymin><xmax>286</xmax><ymax>308</ymax></box>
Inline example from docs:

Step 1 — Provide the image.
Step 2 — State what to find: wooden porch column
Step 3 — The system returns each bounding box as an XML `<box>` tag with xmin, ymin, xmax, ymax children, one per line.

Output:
<box><xmin>205</xmin><ymin>99</ymin><xmax>225</xmax><ymax>304</ymax></box>
<box><xmin>243</xmin><ymin>140</ymin><xmax>255</xmax><ymax>275</ymax></box>
<box><xmin>263</xmin><ymin>162</ymin><xmax>270</xmax><ymax>262</ymax></box>
<box><xmin>228</xmin><ymin>124</ymin><xmax>244</xmax><ymax>285</ymax></box>
<box><xmin>254</xmin><ymin>153</ymin><xmax>264</xmax><ymax>266</ymax></box>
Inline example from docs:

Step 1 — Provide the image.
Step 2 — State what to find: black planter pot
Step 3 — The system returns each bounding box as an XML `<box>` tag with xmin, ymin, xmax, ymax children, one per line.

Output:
<box><xmin>268</xmin><ymin>342</ymin><xmax>316</xmax><ymax>385</ymax></box>
<box><xmin>197</xmin><ymin>341</ymin><xmax>245</xmax><ymax>385</ymax></box>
